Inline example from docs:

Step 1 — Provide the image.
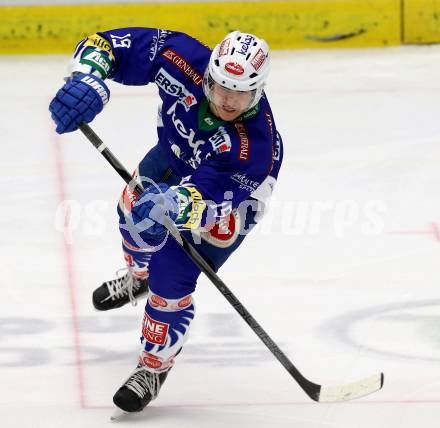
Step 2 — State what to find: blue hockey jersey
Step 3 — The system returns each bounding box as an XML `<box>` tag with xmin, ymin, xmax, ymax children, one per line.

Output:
<box><xmin>70</xmin><ymin>28</ymin><xmax>283</xmax><ymax>219</ymax></box>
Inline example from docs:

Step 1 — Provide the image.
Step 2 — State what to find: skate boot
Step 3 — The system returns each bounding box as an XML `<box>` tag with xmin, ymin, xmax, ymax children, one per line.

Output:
<box><xmin>92</xmin><ymin>271</ymin><xmax>148</xmax><ymax>311</ymax></box>
<box><xmin>113</xmin><ymin>365</ymin><xmax>170</xmax><ymax>412</ymax></box>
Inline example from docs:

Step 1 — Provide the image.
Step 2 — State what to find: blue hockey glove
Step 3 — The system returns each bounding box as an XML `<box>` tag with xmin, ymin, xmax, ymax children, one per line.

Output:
<box><xmin>49</xmin><ymin>73</ymin><xmax>110</xmax><ymax>134</ymax></box>
<box><xmin>119</xmin><ymin>183</ymin><xmax>179</xmax><ymax>247</ymax></box>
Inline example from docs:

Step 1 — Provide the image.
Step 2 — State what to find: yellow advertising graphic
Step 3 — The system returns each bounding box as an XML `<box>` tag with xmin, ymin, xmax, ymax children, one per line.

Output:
<box><xmin>0</xmin><ymin>1</ymin><xmax>401</xmax><ymax>54</ymax></box>
<box><xmin>403</xmin><ymin>0</ymin><xmax>440</xmax><ymax>43</ymax></box>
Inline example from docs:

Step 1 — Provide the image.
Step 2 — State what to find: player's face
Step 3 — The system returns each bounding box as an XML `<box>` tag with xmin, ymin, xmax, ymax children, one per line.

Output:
<box><xmin>209</xmin><ymin>83</ymin><xmax>254</xmax><ymax>121</ymax></box>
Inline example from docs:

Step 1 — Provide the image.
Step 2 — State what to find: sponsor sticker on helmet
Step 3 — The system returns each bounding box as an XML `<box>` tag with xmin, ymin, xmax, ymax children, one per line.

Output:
<box><xmin>237</xmin><ymin>34</ymin><xmax>255</xmax><ymax>56</ymax></box>
<box><xmin>218</xmin><ymin>38</ymin><xmax>231</xmax><ymax>57</ymax></box>
<box><xmin>251</xmin><ymin>48</ymin><xmax>266</xmax><ymax>71</ymax></box>
<box><xmin>225</xmin><ymin>62</ymin><xmax>244</xmax><ymax>76</ymax></box>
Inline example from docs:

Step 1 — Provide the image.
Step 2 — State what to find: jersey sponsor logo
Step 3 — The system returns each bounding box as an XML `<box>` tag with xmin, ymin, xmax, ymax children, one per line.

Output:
<box><xmin>208</xmin><ymin>127</ymin><xmax>232</xmax><ymax>154</ymax></box>
<box><xmin>149</xmin><ymin>29</ymin><xmax>172</xmax><ymax>61</ymax></box>
<box><xmin>237</xmin><ymin>34</ymin><xmax>255</xmax><ymax>56</ymax></box>
<box><xmin>204</xmin><ymin>116</ymin><xmax>215</xmax><ymax>126</ymax></box>
<box><xmin>142</xmin><ymin>313</ymin><xmax>169</xmax><ymax>345</ymax></box>
<box><xmin>264</xmin><ymin>111</ymin><xmax>276</xmax><ymax>172</ymax></box>
<box><xmin>230</xmin><ymin>172</ymin><xmax>260</xmax><ymax>192</ymax></box>
<box><xmin>183</xmin><ymin>95</ymin><xmax>196</xmax><ymax>109</ymax></box>
<box><xmin>251</xmin><ymin>48</ymin><xmax>266</xmax><ymax>71</ymax></box>
<box><xmin>265</xmin><ymin>112</ymin><xmax>274</xmax><ymax>139</ymax></box>
<box><xmin>83</xmin><ymin>34</ymin><xmax>114</xmax><ymax>59</ymax></box>
<box><xmin>166</xmin><ymin>101</ymin><xmax>205</xmax><ymax>168</ymax></box>
<box><xmin>218</xmin><ymin>38</ymin><xmax>231</xmax><ymax>57</ymax></box>
<box><xmin>81</xmin><ymin>49</ymin><xmax>112</xmax><ymax>77</ymax></box>
<box><xmin>80</xmin><ymin>75</ymin><xmax>109</xmax><ymax>105</ymax></box>
<box><xmin>110</xmin><ymin>33</ymin><xmax>131</xmax><ymax>49</ymax></box>
<box><xmin>155</xmin><ymin>68</ymin><xmax>198</xmax><ymax>111</ymax></box>
<box><xmin>273</xmin><ymin>132</ymin><xmax>281</xmax><ymax>161</ymax></box>
<box><xmin>162</xmin><ymin>48</ymin><xmax>203</xmax><ymax>86</ymax></box>
<box><xmin>234</xmin><ymin>123</ymin><xmax>250</xmax><ymax>161</ymax></box>
<box><xmin>225</xmin><ymin>62</ymin><xmax>244</xmax><ymax>76</ymax></box>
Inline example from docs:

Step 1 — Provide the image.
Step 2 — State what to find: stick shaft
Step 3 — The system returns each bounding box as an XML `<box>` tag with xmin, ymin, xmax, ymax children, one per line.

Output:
<box><xmin>78</xmin><ymin>123</ymin><xmax>320</xmax><ymax>399</ymax></box>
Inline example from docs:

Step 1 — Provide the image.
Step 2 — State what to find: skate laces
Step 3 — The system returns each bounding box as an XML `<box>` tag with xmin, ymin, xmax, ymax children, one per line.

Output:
<box><xmin>125</xmin><ymin>367</ymin><xmax>161</xmax><ymax>400</ymax></box>
<box><xmin>107</xmin><ymin>268</ymin><xmax>139</xmax><ymax>306</ymax></box>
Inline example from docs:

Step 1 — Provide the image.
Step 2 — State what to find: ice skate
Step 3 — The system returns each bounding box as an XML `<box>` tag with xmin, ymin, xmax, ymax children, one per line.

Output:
<box><xmin>112</xmin><ymin>365</ymin><xmax>170</xmax><ymax>413</ymax></box>
<box><xmin>92</xmin><ymin>271</ymin><xmax>148</xmax><ymax>311</ymax></box>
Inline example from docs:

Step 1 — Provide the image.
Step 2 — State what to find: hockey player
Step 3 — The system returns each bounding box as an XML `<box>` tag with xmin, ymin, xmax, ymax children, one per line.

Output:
<box><xmin>49</xmin><ymin>28</ymin><xmax>283</xmax><ymax>413</ymax></box>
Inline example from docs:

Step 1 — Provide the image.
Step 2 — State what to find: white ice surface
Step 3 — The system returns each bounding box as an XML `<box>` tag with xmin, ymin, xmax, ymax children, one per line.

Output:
<box><xmin>1</xmin><ymin>46</ymin><xmax>440</xmax><ymax>427</ymax></box>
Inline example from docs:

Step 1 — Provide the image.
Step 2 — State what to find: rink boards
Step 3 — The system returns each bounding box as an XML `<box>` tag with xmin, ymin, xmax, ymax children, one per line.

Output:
<box><xmin>0</xmin><ymin>0</ymin><xmax>440</xmax><ymax>54</ymax></box>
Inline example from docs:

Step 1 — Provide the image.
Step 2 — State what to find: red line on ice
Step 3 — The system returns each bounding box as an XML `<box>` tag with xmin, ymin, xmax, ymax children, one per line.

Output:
<box><xmin>431</xmin><ymin>223</ymin><xmax>440</xmax><ymax>242</ymax></box>
<box><xmin>53</xmin><ymin>130</ymin><xmax>87</xmax><ymax>409</ymax></box>
<box><xmin>389</xmin><ymin>224</ymin><xmax>440</xmax><ymax>243</ymax></box>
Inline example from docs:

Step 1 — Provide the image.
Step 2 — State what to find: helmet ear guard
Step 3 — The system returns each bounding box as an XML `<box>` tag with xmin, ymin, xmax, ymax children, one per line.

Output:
<box><xmin>203</xmin><ymin>31</ymin><xmax>270</xmax><ymax>110</ymax></box>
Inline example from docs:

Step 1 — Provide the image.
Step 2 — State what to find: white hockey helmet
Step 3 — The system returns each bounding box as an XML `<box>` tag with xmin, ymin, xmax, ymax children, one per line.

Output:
<box><xmin>203</xmin><ymin>31</ymin><xmax>270</xmax><ymax>110</ymax></box>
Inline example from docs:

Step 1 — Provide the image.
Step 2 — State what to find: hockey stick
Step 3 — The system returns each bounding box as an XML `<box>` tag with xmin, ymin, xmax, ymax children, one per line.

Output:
<box><xmin>78</xmin><ymin>122</ymin><xmax>384</xmax><ymax>402</ymax></box>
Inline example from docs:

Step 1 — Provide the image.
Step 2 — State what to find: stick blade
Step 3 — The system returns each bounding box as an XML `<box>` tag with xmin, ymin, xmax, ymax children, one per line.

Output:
<box><xmin>110</xmin><ymin>407</ymin><xmax>127</xmax><ymax>422</ymax></box>
<box><xmin>318</xmin><ymin>372</ymin><xmax>384</xmax><ymax>403</ymax></box>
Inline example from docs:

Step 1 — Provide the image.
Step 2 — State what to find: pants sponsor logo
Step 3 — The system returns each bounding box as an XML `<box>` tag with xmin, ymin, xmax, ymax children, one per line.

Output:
<box><xmin>201</xmin><ymin>209</ymin><xmax>241</xmax><ymax>248</ymax></box>
<box><xmin>162</xmin><ymin>48</ymin><xmax>203</xmax><ymax>86</ymax></box>
<box><xmin>155</xmin><ymin>68</ymin><xmax>198</xmax><ymax>111</ymax></box>
<box><xmin>142</xmin><ymin>313</ymin><xmax>169</xmax><ymax>345</ymax></box>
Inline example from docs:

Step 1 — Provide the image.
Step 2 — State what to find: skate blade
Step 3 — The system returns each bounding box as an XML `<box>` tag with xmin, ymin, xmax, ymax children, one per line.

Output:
<box><xmin>110</xmin><ymin>407</ymin><xmax>127</xmax><ymax>421</ymax></box>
